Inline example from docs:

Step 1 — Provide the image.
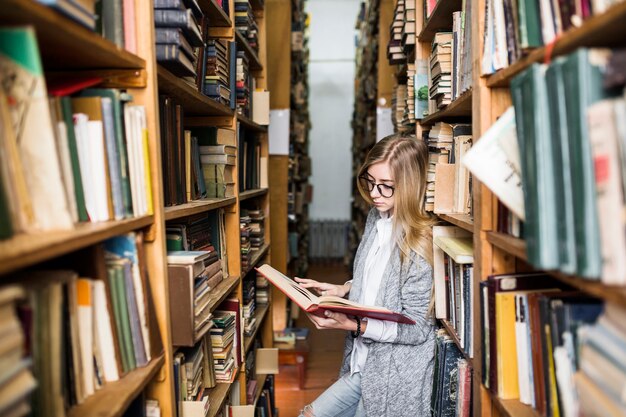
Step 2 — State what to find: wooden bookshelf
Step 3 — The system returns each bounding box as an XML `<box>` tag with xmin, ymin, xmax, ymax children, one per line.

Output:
<box><xmin>164</xmin><ymin>198</ymin><xmax>237</xmax><ymax>221</ymax></box>
<box><xmin>244</xmin><ymin>303</ymin><xmax>270</xmax><ymax>354</ymax></box>
<box><xmin>239</xmin><ymin>188</ymin><xmax>269</xmax><ymax>202</ymax></box>
<box><xmin>0</xmin><ymin>0</ymin><xmax>145</xmax><ymax>70</ymax></box>
<box><xmin>157</xmin><ymin>66</ymin><xmax>234</xmax><ymax>116</ymax></box>
<box><xmin>238</xmin><ymin>114</ymin><xmax>268</xmax><ymax>132</ymax></box>
<box><xmin>490</xmin><ymin>394</ymin><xmax>541</xmax><ymax>417</ymax></box>
<box><xmin>419</xmin><ymin>90</ymin><xmax>472</xmax><ymax>125</ymax></box>
<box><xmin>437</xmin><ymin>213</ymin><xmax>474</xmax><ymax>233</ymax></box>
<box><xmin>207</xmin><ymin>382</ymin><xmax>233</xmax><ymax>417</ymax></box>
<box><xmin>206</xmin><ymin>275</ymin><xmax>242</xmax><ymax>314</ymax></box>
<box><xmin>0</xmin><ymin>216</ymin><xmax>154</xmax><ymax>276</ymax></box>
<box><xmin>486</xmin><ymin>2</ymin><xmax>626</xmax><ymax>88</ymax></box>
<box><xmin>235</xmin><ymin>30</ymin><xmax>263</xmax><ymax>70</ymax></box>
<box><xmin>202</xmin><ymin>0</ymin><xmax>232</xmax><ymax>27</ymax></box>
<box><xmin>243</xmin><ymin>243</ymin><xmax>270</xmax><ymax>276</ymax></box>
<box><xmin>67</xmin><ymin>354</ymin><xmax>165</xmax><ymax>417</ymax></box>
<box><xmin>418</xmin><ymin>0</ymin><xmax>463</xmax><ymax>42</ymax></box>
<box><xmin>439</xmin><ymin>320</ymin><xmax>472</xmax><ymax>363</ymax></box>
<box><xmin>485</xmin><ymin>231</ymin><xmax>528</xmax><ymax>261</ymax></box>
<box><xmin>252</xmin><ymin>374</ymin><xmax>268</xmax><ymax>405</ymax></box>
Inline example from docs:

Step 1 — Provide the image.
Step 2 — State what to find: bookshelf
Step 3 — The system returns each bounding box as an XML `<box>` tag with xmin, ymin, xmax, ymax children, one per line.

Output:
<box><xmin>419</xmin><ymin>90</ymin><xmax>472</xmax><ymax>125</ymax></box>
<box><xmin>1</xmin><ymin>0</ymin><xmax>277</xmax><ymax>415</ymax></box>
<box><xmin>244</xmin><ymin>303</ymin><xmax>271</xmax><ymax>353</ymax></box>
<box><xmin>439</xmin><ymin>320</ymin><xmax>472</xmax><ymax>362</ymax></box>
<box><xmin>437</xmin><ymin>213</ymin><xmax>474</xmax><ymax>233</ymax></box>
<box><xmin>418</xmin><ymin>0</ymin><xmax>464</xmax><ymax>42</ymax></box>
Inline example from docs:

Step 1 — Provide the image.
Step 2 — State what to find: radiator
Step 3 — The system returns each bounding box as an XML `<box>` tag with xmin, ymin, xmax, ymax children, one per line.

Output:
<box><xmin>309</xmin><ymin>220</ymin><xmax>350</xmax><ymax>261</ymax></box>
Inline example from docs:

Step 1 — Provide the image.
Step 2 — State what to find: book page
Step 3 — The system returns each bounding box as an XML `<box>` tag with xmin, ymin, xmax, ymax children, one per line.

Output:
<box><xmin>256</xmin><ymin>264</ymin><xmax>317</xmax><ymax>310</ymax></box>
<box><xmin>317</xmin><ymin>295</ymin><xmax>391</xmax><ymax>313</ymax></box>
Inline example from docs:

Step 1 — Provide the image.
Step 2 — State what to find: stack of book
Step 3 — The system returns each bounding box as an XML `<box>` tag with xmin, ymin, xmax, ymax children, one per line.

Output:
<box><xmin>199</xmin><ymin>143</ymin><xmax>236</xmax><ymax>199</ymax></box>
<box><xmin>167</xmin><ymin>250</ymin><xmax>223</xmax><ymax>346</ymax></box>
<box><xmin>401</xmin><ymin>0</ymin><xmax>416</xmax><ymax>52</ymax></box>
<box><xmin>166</xmin><ymin>213</ymin><xmax>217</xmax><ymax>251</ymax></box>
<box><xmin>236</xmin><ymin>51</ymin><xmax>251</xmax><ymax>116</ymax></box>
<box><xmin>210</xmin><ymin>308</ymin><xmax>238</xmax><ymax>383</ymax></box>
<box><xmin>204</xmin><ymin>39</ymin><xmax>233</xmax><ymax>107</ymax></box>
<box><xmin>392</xmin><ymin>83</ymin><xmax>408</xmax><ymax>129</ymax></box>
<box><xmin>429</xmin><ymin>32</ymin><xmax>453</xmax><ymax>110</ymax></box>
<box><xmin>0</xmin><ymin>286</ymin><xmax>35</xmax><ymax>417</ymax></box>
<box><xmin>173</xmin><ymin>338</ymin><xmax>215</xmax><ymax>416</ymax></box>
<box><xmin>240</xmin><ymin>211</ymin><xmax>252</xmax><ymax>271</ymax></box>
<box><xmin>425</xmin><ymin>123</ymin><xmax>453</xmax><ymax>211</ymax></box>
<box><xmin>154</xmin><ymin>0</ymin><xmax>204</xmax><ymax>82</ymax></box>
<box><xmin>404</xmin><ymin>63</ymin><xmax>416</xmax><ymax>126</ymax></box>
<box><xmin>242</xmin><ymin>275</ymin><xmax>257</xmax><ymax>336</ymax></box>
<box><xmin>256</xmin><ymin>271</ymin><xmax>270</xmax><ymax>305</ymax></box>
<box><xmin>387</xmin><ymin>0</ymin><xmax>407</xmax><ymax>64</ymax></box>
<box><xmin>575</xmin><ymin>302</ymin><xmax>626</xmax><ymax>416</ymax></box>
<box><xmin>235</xmin><ymin>0</ymin><xmax>259</xmax><ymax>53</ymax></box>
<box><xmin>248</xmin><ymin>209</ymin><xmax>266</xmax><ymax>251</ymax></box>
<box><xmin>431</xmin><ymin>329</ymin><xmax>472</xmax><ymax>417</ymax></box>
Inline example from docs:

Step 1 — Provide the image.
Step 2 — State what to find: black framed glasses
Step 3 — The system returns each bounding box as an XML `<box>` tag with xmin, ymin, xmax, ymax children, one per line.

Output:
<box><xmin>359</xmin><ymin>176</ymin><xmax>395</xmax><ymax>198</ymax></box>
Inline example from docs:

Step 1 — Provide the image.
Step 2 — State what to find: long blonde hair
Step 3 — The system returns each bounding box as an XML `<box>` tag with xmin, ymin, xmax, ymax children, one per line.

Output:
<box><xmin>357</xmin><ymin>133</ymin><xmax>435</xmax><ymax>265</ymax></box>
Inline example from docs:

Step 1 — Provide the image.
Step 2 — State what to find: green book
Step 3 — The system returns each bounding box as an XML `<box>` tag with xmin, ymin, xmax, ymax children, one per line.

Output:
<box><xmin>110</xmin><ymin>263</ymin><xmax>137</xmax><ymax>371</ymax></box>
<box><xmin>516</xmin><ymin>0</ymin><xmax>543</xmax><ymax>48</ymax></box>
<box><xmin>561</xmin><ymin>49</ymin><xmax>612</xmax><ymax>279</ymax></box>
<box><xmin>0</xmin><ymin>167</ymin><xmax>13</xmax><ymax>239</ymax></box>
<box><xmin>107</xmin><ymin>266</ymin><xmax>131</xmax><ymax>373</ymax></box>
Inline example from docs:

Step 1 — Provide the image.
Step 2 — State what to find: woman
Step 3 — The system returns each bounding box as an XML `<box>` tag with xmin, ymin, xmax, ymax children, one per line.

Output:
<box><xmin>296</xmin><ymin>133</ymin><xmax>436</xmax><ymax>417</ymax></box>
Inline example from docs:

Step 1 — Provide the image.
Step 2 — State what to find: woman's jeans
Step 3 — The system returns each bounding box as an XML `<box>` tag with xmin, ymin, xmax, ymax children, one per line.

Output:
<box><xmin>299</xmin><ymin>372</ymin><xmax>366</xmax><ymax>417</ymax></box>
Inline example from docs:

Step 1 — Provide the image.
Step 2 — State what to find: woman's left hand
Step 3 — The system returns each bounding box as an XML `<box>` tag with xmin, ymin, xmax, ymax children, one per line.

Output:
<box><xmin>306</xmin><ymin>311</ymin><xmax>359</xmax><ymax>332</ymax></box>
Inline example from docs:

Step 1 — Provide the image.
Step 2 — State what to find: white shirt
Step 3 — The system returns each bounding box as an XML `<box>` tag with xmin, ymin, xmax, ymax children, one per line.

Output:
<box><xmin>349</xmin><ymin>212</ymin><xmax>398</xmax><ymax>375</ymax></box>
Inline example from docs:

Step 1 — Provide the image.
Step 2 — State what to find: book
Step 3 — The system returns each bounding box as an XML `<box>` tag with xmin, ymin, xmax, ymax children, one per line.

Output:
<box><xmin>255</xmin><ymin>264</ymin><xmax>416</xmax><ymax>324</ymax></box>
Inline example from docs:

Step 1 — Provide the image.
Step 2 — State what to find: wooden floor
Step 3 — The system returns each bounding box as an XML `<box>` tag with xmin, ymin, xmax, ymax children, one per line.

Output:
<box><xmin>275</xmin><ymin>262</ymin><xmax>351</xmax><ymax>417</ymax></box>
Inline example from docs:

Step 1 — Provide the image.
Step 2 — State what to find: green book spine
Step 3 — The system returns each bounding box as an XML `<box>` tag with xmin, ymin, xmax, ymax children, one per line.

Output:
<box><xmin>60</xmin><ymin>97</ymin><xmax>89</xmax><ymax>222</ymax></box>
<box><xmin>0</xmin><ymin>168</ymin><xmax>13</xmax><ymax>239</ymax></box>
<box><xmin>114</xmin><ymin>265</ymin><xmax>137</xmax><ymax>370</ymax></box>
<box><xmin>107</xmin><ymin>267</ymin><xmax>130</xmax><ymax>373</ymax></box>
<box><xmin>517</xmin><ymin>0</ymin><xmax>543</xmax><ymax>48</ymax></box>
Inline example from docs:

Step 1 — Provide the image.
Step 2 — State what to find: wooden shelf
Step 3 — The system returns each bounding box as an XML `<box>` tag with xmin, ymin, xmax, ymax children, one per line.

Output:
<box><xmin>157</xmin><ymin>66</ymin><xmax>233</xmax><ymax>117</ymax></box>
<box><xmin>235</xmin><ymin>31</ymin><xmax>263</xmax><ymax>71</ymax></box>
<box><xmin>207</xmin><ymin>275</ymin><xmax>241</xmax><ymax>315</ymax></box>
<box><xmin>486</xmin><ymin>2</ymin><xmax>626</xmax><ymax>88</ymax></box>
<box><xmin>207</xmin><ymin>382</ymin><xmax>233</xmax><ymax>417</ymax></box>
<box><xmin>239</xmin><ymin>188</ymin><xmax>269</xmax><ymax>202</ymax></box>
<box><xmin>251</xmin><ymin>374</ymin><xmax>268</xmax><ymax>405</ymax></box>
<box><xmin>419</xmin><ymin>90</ymin><xmax>472</xmax><ymax>125</ymax></box>
<box><xmin>243</xmin><ymin>243</ymin><xmax>270</xmax><ymax>276</ymax></box>
<box><xmin>164</xmin><ymin>198</ymin><xmax>237</xmax><ymax>221</ymax></box>
<box><xmin>485</xmin><ymin>231</ymin><xmax>528</xmax><ymax>261</ymax></box>
<box><xmin>439</xmin><ymin>320</ymin><xmax>472</xmax><ymax>363</ymax></box>
<box><xmin>437</xmin><ymin>213</ymin><xmax>474</xmax><ymax>233</ymax></box>
<box><xmin>0</xmin><ymin>216</ymin><xmax>154</xmax><ymax>277</ymax></box>
<box><xmin>68</xmin><ymin>354</ymin><xmax>165</xmax><ymax>417</ymax></box>
<box><xmin>201</xmin><ymin>0</ymin><xmax>232</xmax><ymax>27</ymax></box>
<box><xmin>0</xmin><ymin>0</ymin><xmax>145</xmax><ymax>71</ymax></box>
<box><xmin>238</xmin><ymin>114</ymin><xmax>268</xmax><ymax>132</ymax></box>
<box><xmin>490</xmin><ymin>393</ymin><xmax>541</xmax><ymax>417</ymax></box>
<box><xmin>418</xmin><ymin>0</ymin><xmax>463</xmax><ymax>43</ymax></box>
<box><xmin>244</xmin><ymin>303</ymin><xmax>270</xmax><ymax>354</ymax></box>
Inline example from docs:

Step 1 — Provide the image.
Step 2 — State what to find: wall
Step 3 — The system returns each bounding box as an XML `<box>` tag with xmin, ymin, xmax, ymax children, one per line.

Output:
<box><xmin>307</xmin><ymin>0</ymin><xmax>361</xmax><ymax>221</ymax></box>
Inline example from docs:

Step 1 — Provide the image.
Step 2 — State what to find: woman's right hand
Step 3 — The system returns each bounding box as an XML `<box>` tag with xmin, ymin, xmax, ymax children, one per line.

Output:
<box><xmin>294</xmin><ymin>278</ymin><xmax>350</xmax><ymax>298</ymax></box>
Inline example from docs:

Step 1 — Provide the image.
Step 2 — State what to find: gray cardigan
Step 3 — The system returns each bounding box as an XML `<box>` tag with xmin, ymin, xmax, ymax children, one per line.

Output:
<box><xmin>339</xmin><ymin>209</ymin><xmax>436</xmax><ymax>417</ymax></box>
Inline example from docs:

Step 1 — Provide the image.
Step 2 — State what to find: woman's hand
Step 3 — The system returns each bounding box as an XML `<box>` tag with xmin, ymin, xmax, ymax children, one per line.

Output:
<box><xmin>306</xmin><ymin>311</ymin><xmax>363</xmax><ymax>332</ymax></box>
<box><xmin>295</xmin><ymin>278</ymin><xmax>351</xmax><ymax>298</ymax></box>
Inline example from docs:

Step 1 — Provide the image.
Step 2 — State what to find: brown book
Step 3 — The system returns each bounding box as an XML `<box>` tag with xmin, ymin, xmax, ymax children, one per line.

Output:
<box><xmin>203</xmin><ymin>258</ymin><xmax>222</xmax><ymax>280</ymax></box>
<box><xmin>167</xmin><ymin>264</ymin><xmax>198</xmax><ymax>347</ymax></box>
<box><xmin>206</xmin><ymin>270</ymin><xmax>224</xmax><ymax>291</ymax></box>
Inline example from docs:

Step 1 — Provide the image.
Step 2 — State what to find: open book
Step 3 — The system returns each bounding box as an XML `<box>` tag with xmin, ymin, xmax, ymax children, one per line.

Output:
<box><xmin>255</xmin><ymin>264</ymin><xmax>415</xmax><ymax>324</ymax></box>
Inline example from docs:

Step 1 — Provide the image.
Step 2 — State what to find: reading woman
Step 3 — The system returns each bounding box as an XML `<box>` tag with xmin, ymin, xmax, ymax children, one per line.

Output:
<box><xmin>295</xmin><ymin>134</ymin><xmax>436</xmax><ymax>417</ymax></box>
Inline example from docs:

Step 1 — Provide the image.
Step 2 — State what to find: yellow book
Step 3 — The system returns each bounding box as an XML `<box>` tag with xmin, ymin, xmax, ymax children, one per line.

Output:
<box><xmin>433</xmin><ymin>236</ymin><xmax>474</xmax><ymax>264</ymax></box>
<box><xmin>495</xmin><ymin>292</ymin><xmax>519</xmax><ymax>399</ymax></box>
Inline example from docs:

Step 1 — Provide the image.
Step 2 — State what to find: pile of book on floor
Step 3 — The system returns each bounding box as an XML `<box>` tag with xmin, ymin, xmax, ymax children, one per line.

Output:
<box><xmin>167</xmin><ymin>249</ymin><xmax>223</xmax><ymax>346</ymax></box>
<box><xmin>248</xmin><ymin>209</ymin><xmax>265</xmax><ymax>250</ymax></box>
<box><xmin>429</xmin><ymin>32</ymin><xmax>453</xmax><ymax>110</ymax></box>
<box><xmin>256</xmin><ymin>271</ymin><xmax>270</xmax><ymax>305</ymax></box>
<box><xmin>431</xmin><ymin>329</ymin><xmax>472</xmax><ymax>417</ymax></box>
<box><xmin>0</xmin><ymin>28</ymin><xmax>153</xmax><ymax>240</ymax></box>
<box><xmin>235</xmin><ymin>0</ymin><xmax>259</xmax><ymax>53</ymax></box>
<box><xmin>240</xmin><ymin>212</ymin><xmax>252</xmax><ymax>271</ymax></box>
<box><xmin>173</xmin><ymin>337</ymin><xmax>216</xmax><ymax>416</ymax></box>
<box><xmin>210</xmin><ymin>299</ymin><xmax>242</xmax><ymax>383</ymax></box>
<box><xmin>236</xmin><ymin>51</ymin><xmax>251</xmax><ymax>116</ymax></box>
<box><xmin>204</xmin><ymin>38</ymin><xmax>234</xmax><ymax>107</ymax></box>
<box><xmin>243</xmin><ymin>274</ymin><xmax>257</xmax><ymax>336</ymax></box>
<box><xmin>199</xmin><ymin>141</ymin><xmax>236</xmax><ymax>198</ymax></box>
<box><xmin>154</xmin><ymin>0</ymin><xmax>204</xmax><ymax>86</ymax></box>
<box><xmin>2</xmin><ymin>233</ymin><xmax>161</xmax><ymax>415</ymax></box>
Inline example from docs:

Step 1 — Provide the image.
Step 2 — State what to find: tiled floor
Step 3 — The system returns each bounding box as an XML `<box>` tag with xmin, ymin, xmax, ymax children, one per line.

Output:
<box><xmin>275</xmin><ymin>262</ymin><xmax>351</xmax><ymax>417</ymax></box>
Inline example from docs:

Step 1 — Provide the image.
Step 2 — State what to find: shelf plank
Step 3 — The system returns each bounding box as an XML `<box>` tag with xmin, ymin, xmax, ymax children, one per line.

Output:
<box><xmin>439</xmin><ymin>320</ymin><xmax>473</xmax><ymax>363</ymax></box>
<box><xmin>201</xmin><ymin>0</ymin><xmax>232</xmax><ymax>27</ymax></box>
<box><xmin>238</xmin><ymin>114</ymin><xmax>268</xmax><ymax>132</ymax></box>
<box><xmin>243</xmin><ymin>243</ymin><xmax>270</xmax><ymax>276</ymax></box>
<box><xmin>164</xmin><ymin>198</ymin><xmax>237</xmax><ymax>221</ymax></box>
<box><xmin>418</xmin><ymin>0</ymin><xmax>464</xmax><ymax>43</ymax></box>
<box><xmin>68</xmin><ymin>354</ymin><xmax>165</xmax><ymax>417</ymax></box>
<box><xmin>485</xmin><ymin>231</ymin><xmax>528</xmax><ymax>261</ymax></box>
<box><xmin>437</xmin><ymin>213</ymin><xmax>474</xmax><ymax>233</ymax></box>
<box><xmin>207</xmin><ymin>275</ymin><xmax>241</xmax><ymax>315</ymax></box>
<box><xmin>239</xmin><ymin>188</ymin><xmax>269</xmax><ymax>202</ymax></box>
<box><xmin>0</xmin><ymin>216</ymin><xmax>154</xmax><ymax>276</ymax></box>
<box><xmin>235</xmin><ymin>31</ymin><xmax>263</xmax><ymax>71</ymax></box>
<box><xmin>419</xmin><ymin>90</ymin><xmax>472</xmax><ymax>125</ymax></box>
<box><xmin>207</xmin><ymin>382</ymin><xmax>233</xmax><ymax>417</ymax></box>
<box><xmin>486</xmin><ymin>2</ymin><xmax>626</xmax><ymax>88</ymax></box>
<box><xmin>244</xmin><ymin>303</ymin><xmax>270</xmax><ymax>353</ymax></box>
<box><xmin>251</xmin><ymin>374</ymin><xmax>268</xmax><ymax>405</ymax></box>
<box><xmin>491</xmin><ymin>395</ymin><xmax>541</xmax><ymax>417</ymax></box>
<box><xmin>157</xmin><ymin>66</ymin><xmax>233</xmax><ymax>117</ymax></box>
<box><xmin>0</xmin><ymin>0</ymin><xmax>145</xmax><ymax>70</ymax></box>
